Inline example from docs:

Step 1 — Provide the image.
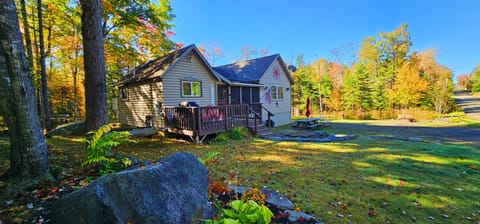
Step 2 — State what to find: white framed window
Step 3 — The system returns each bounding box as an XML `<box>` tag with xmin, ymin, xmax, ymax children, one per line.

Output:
<box><xmin>270</xmin><ymin>85</ymin><xmax>283</xmax><ymax>100</ymax></box>
<box><xmin>120</xmin><ymin>88</ymin><xmax>128</xmax><ymax>101</ymax></box>
<box><xmin>182</xmin><ymin>81</ymin><xmax>201</xmax><ymax>97</ymax></box>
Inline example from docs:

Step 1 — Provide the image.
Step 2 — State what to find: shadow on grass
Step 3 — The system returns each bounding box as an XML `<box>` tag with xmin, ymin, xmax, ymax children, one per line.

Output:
<box><xmin>189</xmin><ymin>136</ymin><xmax>480</xmax><ymax>223</ymax></box>
<box><xmin>328</xmin><ymin>121</ymin><xmax>480</xmax><ymax>147</ymax></box>
<box><xmin>5</xmin><ymin>126</ymin><xmax>476</xmax><ymax>224</ymax></box>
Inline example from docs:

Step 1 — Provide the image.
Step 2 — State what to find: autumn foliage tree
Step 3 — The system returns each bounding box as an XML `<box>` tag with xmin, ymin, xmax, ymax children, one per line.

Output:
<box><xmin>389</xmin><ymin>54</ymin><xmax>429</xmax><ymax>109</ymax></box>
<box><xmin>418</xmin><ymin>49</ymin><xmax>454</xmax><ymax>113</ymax></box>
<box><xmin>457</xmin><ymin>74</ymin><xmax>470</xmax><ymax>91</ymax></box>
<box><xmin>291</xmin><ymin>24</ymin><xmax>454</xmax><ymax>119</ymax></box>
<box><xmin>13</xmin><ymin>0</ymin><xmax>174</xmax><ymax>127</ymax></box>
<box><xmin>469</xmin><ymin>64</ymin><xmax>480</xmax><ymax>93</ymax></box>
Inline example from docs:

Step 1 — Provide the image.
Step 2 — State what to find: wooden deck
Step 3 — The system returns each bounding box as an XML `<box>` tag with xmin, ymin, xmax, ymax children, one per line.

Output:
<box><xmin>163</xmin><ymin>103</ymin><xmax>264</xmax><ymax>142</ymax></box>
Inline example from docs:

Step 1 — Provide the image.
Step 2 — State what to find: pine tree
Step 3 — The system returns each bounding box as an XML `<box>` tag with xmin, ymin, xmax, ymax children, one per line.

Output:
<box><xmin>341</xmin><ymin>68</ymin><xmax>359</xmax><ymax>112</ymax></box>
<box><xmin>80</xmin><ymin>0</ymin><xmax>108</xmax><ymax>131</ymax></box>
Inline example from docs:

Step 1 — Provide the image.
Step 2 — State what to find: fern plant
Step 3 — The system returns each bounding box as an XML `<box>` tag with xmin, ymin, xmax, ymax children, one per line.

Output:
<box><xmin>199</xmin><ymin>151</ymin><xmax>220</xmax><ymax>165</ymax></box>
<box><xmin>82</xmin><ymin>124</ymin><xmax>136</xmax><ymax>169</ymax></box>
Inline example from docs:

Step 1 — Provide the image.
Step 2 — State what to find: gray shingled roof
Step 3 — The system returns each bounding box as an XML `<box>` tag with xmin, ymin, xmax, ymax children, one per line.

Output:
<box><xmin>118</xmin><ymin>44</ymin><xmax>293</xmax><ymax>87</ymax></box>
<box><xmin>119</xmin><ymin>44</ymin><xmax>228</xmax><ymax>86</ymax></box>
<box><xmin>119</xmin><ymin>45</ymin><xmax>194</xmax><ymax>86</ymax></box>
<box><xmin>213</xmin><ymin>54</ymin><xmax>279</xmax><ymax>84</ymax></box>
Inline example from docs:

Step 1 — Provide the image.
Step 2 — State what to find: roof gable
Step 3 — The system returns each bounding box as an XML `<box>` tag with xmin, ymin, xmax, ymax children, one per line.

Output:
<box><xmin>119</xmin><ymin>44</ymin><xmax>223</xmax><ymax>86</ymax></box>
<box><xmin>213</xmin><ymin>54</ymin><xmax>277</xmax><ymax>84</ymax></box>
<box><xmin>214</xmin><ymin>54</ymin><xmax>294</xmax><ymax>85</ymax></box>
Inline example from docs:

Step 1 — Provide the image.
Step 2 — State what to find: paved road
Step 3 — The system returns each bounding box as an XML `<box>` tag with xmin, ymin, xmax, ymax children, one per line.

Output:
<box><xmin>453</xmin><ymin>90</ymin><xmax>480</xmax><ymax>120</ymax></box>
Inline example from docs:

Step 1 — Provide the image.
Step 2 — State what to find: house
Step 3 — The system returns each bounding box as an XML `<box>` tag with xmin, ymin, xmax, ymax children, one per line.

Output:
<box><xmin>213</xmin><ymin>54</ymin><xmax>294</xmax><ymax>126</ymax></box>
<box><xmin>117</xmin><ymin>44</ymin><xmax>293</xmax><ymax>141</ymax></box>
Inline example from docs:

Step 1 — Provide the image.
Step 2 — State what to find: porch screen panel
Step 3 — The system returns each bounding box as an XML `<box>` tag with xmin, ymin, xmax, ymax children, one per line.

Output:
<box><xmin>252</xmin><ymin>87</ymin><xmax>260</xmax><ymax>103</ymax></box>
<box><xmin>242</xmin><ymin>87</ymin><xmax>251</xmax><ymax>104</ymax></box>
<box><xmin>231</xmin><ymin>86</ymin><xmax>240</xmax><ymax>104</ymax></box>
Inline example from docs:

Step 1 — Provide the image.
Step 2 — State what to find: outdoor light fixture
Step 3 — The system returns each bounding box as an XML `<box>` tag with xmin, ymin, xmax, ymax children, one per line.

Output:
<box><xmin>286</xmin><ymin>87</ymin><xmax>290</xmax><ymax>91</ymax></box>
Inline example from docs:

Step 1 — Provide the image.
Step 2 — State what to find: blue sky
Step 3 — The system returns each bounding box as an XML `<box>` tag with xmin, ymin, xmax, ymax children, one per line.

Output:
<box><xmin>169</xmin><ymin>0</ymin><xmax>480</xmax><ymax>77</ymax></box>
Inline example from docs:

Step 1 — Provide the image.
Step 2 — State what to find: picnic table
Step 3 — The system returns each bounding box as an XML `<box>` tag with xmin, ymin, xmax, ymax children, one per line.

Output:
<box><xmin>291</xmin><ymin>117</ymin><xmax>327</xmax><ymax>130</ymax></box>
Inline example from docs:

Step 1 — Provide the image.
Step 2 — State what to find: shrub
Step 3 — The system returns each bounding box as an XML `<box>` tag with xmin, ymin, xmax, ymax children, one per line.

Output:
<box><xmin>214</xmin><ymin>132</ymin><xmax>229</xmax><ymax>143</ymax></box>
<box><xmin>213</xmin><ymin>128</ymin><xmax>246</xmax><ymax>143</ymax></box>
<box><xmin>214</xmin><ymin>127</ymin><xmax>250</xmax><ymax>143</ymax></box>
<box><xmin>210</xmin><ymin>199</ymin><xmax>274</xmax><ymax>224</ymax></box>
<box><xmin>229</xmin><ymin>127</ymin><xmax>249</xmax><ymax>140</ymax></box>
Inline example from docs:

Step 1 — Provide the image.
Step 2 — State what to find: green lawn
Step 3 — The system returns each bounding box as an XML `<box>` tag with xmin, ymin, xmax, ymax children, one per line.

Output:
<box><xmin>2</xmin><ymin>127</ymin><xmax>479</xmax><ymax>223</ymax></box>
<box><xmin>110</xmin><ymin>133</ymin><xmax>480</xmax><ymax>223</ymax></box>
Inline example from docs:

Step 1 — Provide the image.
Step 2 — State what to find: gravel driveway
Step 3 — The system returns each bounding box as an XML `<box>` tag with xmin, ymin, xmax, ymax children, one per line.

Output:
<box><xmin>329</xmin><ymin>91</ymin><xmax>480</xmax><ymax>147</ymax></box>
<box><xmin>332</xmin><ymin>120</ymin><xmax>480</xmax><ymax>147</ymax></box>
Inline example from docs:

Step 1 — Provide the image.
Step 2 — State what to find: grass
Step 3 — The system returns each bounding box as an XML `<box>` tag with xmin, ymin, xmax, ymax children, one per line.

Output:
<box><xmin>1</xmin><ymin>125</ymin><xmax>479</xmax><ymax>223</ymax></box>
<box><xmin>116</xmin><ymin>133</ymin><xmax>479</xmax><ymax>223</ymax></box>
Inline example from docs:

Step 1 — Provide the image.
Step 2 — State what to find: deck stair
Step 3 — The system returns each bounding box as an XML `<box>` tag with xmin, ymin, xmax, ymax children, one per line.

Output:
<box><xmin>247</xmin><ymin>119</ymin><xmax>274</xmax><ymax>138</ymax></box>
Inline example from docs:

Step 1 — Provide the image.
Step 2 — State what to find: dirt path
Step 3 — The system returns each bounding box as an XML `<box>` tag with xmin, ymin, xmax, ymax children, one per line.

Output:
<box><xmin>453</xmin><ymin>90</ymin><xmax>480</xmax><ymax>120</ymax></box>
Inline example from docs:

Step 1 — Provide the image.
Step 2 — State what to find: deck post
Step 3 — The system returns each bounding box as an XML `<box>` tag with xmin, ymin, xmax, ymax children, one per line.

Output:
<box><xmin>224</xmin><ymin>105</ymin><xmax>229</xmax><ymax>131</ymax></box>
<box><xmin>244</xmin><ymin>104</ymin><xmax>248</xmax><ymax>127</ymax></box>
<box><xmin>195</xmin><ymin>107</ymin><xmax>201</xmax><ymax>136</ymax></box>
<box><xmin>195</xmin><ymin>135</ymin><xmax>200</xmax><ymax>144</ymax></box>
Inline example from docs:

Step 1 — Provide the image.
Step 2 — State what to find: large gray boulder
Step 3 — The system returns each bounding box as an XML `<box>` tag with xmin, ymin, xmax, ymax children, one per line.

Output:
<box><xmin>52</xmin><ymin>152</ymin><xmax>208</xmax><ymax>224</ymax></box>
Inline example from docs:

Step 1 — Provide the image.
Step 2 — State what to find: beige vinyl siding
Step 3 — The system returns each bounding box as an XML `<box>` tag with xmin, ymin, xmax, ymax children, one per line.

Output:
<box><xmin>118</xmin><ymin>81</ymin><xmax>164</xmax><ymax>128</ymax></box>
<box><xmin>259</xmin><ymin>59</ymin><xmax>292</xmax><ymax>126</ymax></box>
<box><xmin>118</xmin><ymin>50</ymin><xmax>221</xmax><ymax>129</ymax></box>
<box><xmin>162</xmin><ymin>53</ymin><xmax>217</xmax><ymax>106</ymax></box>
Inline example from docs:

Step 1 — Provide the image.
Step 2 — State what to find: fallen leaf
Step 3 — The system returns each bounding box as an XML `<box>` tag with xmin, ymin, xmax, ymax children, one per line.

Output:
<box><xmin>49</xmin><ymin>186</ymin><xmax>59</xmax><ymax>193</ymax></box>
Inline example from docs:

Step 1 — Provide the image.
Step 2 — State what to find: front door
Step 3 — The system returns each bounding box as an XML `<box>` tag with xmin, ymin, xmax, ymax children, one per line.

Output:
<box><xmin>217</xmin><ymin>85</ymin><xmax>228</xmax><ymax>105</ymax></box>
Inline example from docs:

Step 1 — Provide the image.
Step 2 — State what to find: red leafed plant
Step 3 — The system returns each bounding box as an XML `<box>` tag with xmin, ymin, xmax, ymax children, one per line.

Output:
<box><xmin>208</xmin><ymin>180</ymin><xmax>231</xmax><ymax>197</ymax></box>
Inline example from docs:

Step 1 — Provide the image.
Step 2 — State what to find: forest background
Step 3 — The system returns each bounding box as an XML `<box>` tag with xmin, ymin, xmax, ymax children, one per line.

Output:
<box><xmin>5</xmin><ymin>0</ymin><xmax>480</xmax><ymax>129</ymax></box>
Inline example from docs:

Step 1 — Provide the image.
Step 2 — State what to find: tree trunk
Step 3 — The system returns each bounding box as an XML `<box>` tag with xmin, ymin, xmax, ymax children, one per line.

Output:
<box><xmin>37</xmin><ymin>0</ymin><xmax>53</xmax><ymax>131</ymax></box>
<box><xmin>73</xmin><ymin>27</ymin><xmax>80</xmax><ymax>121</ymax></box>
<box><xmin>32</xmin><ymin>3</ymin><xmax>43</xmax><ymax>125</ymax></box>
<box><xmin>80</xmin><ymin>0</ymin><xmax>108</xmax><ymax>131</ymax></box>
<box><xmin>0</xmin><ymin>0</ymin><xmax>49</xmax><ymax>179</ymax></box>
<box><xmin>19</xmin><ymin>0</ymin><xmax>34</xmax><ymax>71</ymax></box>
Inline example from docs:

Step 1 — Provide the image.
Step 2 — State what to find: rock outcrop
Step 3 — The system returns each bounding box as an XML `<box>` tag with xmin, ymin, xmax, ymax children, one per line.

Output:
<box><xmin>52</xmin><ymin>152</ymin><xmax>208</xmax><ymax>224</ymax></box>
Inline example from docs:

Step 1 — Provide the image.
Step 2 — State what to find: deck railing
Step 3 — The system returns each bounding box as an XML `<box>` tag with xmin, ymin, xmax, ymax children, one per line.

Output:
<box><xmin>163</xmin><ymin>106</ymin><xmax>197</xmax><ymax>133</ymax></box>
<box><xmin>163</xmin><ymin>104</ymin><xmax>255</xmax><ymax>138</ymax></box>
